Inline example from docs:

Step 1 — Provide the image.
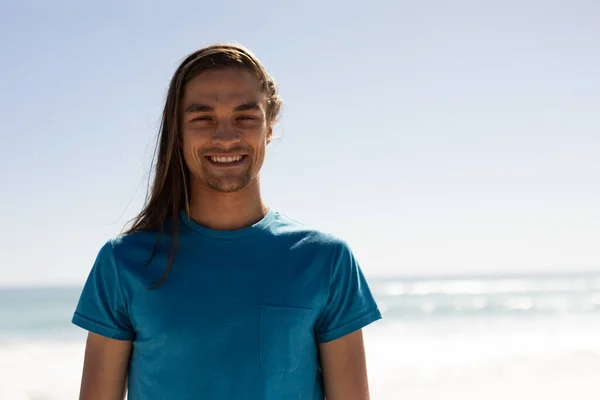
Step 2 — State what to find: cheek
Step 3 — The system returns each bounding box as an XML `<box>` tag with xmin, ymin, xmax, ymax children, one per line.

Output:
<box><xmin>182</xmin><ymin>126</ymin><xmax>209</xmax><ymax>150</ymax></box>
<box><xmin>180</xmin><ymin>133</ymin><xmax>202</xmax><ymax>168</ymax></box>
<box><xmin>253</xmin><ymin>142</ymin><xmax>268</xmax><ymax>168</ymax></box>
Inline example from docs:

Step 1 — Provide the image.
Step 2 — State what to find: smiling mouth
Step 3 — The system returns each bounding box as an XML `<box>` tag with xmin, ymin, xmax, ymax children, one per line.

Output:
<box><xmin>205</xmin><ymin>155</ymin><xmax>248</xmax><ymax>166</ymax></box>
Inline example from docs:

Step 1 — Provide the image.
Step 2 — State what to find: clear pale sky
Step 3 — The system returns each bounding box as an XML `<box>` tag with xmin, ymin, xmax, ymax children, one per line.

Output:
<box><xmin>1</xmin><ymin>0</ymin><xmax>598</xmax><ymax>286</ymax></box>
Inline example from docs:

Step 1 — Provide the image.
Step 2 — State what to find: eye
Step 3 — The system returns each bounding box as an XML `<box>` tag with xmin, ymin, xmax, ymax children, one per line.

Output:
<box><xmin>191</xmin><ymin>116</ymin><xmax>213</xmax><ymax>122</ymax></box>
<box><xmin>237</xmin><ymin>116</ymin><xmax>256</xmax><ymax>120</ymax></box>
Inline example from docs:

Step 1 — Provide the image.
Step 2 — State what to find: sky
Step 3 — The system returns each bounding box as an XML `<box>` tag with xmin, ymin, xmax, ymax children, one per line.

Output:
<box><xmin>0</xmin><ymin>0</ymin><xmax>598</xmax><ymax>286</ymax></box>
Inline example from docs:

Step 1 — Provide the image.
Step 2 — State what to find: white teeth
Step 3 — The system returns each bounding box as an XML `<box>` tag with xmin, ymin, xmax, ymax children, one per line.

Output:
<box><xmin>210</xmin><ymin>155</ymin><xmax>243</xmax><ymax>163</ymax></box>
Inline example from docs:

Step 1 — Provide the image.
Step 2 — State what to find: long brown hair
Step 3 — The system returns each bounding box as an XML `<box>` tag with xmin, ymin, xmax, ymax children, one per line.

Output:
<box><xmin>122</xmin><ymin>43</ymin><xmax>283</xmax><ymax>287</ymax></box>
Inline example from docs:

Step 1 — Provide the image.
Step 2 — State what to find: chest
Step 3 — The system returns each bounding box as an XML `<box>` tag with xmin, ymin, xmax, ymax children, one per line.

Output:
<box><xmin>122</xmin><ymin>241</ymin><xmax>330</xmax><ymax>374</ymax></box>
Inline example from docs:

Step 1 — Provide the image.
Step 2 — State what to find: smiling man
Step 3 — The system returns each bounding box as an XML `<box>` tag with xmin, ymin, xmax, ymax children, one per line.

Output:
<box><xmin>72</xmin><ymin>43</ymin><xmax>381</xmax><ymax>400</ymax></box>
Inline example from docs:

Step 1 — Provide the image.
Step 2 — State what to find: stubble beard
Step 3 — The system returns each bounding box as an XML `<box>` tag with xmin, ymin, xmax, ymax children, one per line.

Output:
<box><xmin>201</xmin><ymin>160</ymin><xmax>254</xmax><ymax>193</ymax></box>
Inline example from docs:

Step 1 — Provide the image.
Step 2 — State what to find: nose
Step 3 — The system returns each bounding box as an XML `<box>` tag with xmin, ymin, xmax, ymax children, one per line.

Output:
<box><xmin>212</xmin><ymin>120</ymin><xmax>241</xmax><ymax>145</ymax></box>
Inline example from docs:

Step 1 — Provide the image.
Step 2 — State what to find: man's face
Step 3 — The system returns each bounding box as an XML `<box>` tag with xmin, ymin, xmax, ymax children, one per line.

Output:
<box><xmin>180</xmin><ymin>68</ymin><xmax>272</xmax><ymax>193</ymax></box>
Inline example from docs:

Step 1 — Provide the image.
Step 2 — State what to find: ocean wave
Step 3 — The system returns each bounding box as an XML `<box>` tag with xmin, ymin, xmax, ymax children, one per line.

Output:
<box><xmin>376</xmin><ymin>277</ymin><xmax>600</xmax><ymax>296</ymax></box>
<box><xmin>372</xmin><ymin>274</ymin><xmax>600</xmax><ymax>318</ymax></box>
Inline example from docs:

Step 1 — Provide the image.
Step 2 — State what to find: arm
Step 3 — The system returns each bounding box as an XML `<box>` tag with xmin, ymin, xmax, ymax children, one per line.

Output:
<box><xmin>79</xmin><ymin>332</ymin><xmax>133</xmax><ymax>400</ymax></box>
<box><xmin>319</xmin><ymin>329</ymin><xmax>371</xmax><ymax>400</ymax></box>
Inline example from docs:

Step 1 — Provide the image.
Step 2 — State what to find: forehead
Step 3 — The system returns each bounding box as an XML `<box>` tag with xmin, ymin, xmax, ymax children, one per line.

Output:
<box><xmin>182</xmin><ymin>68</ymin><xmax>266</xmax><ymax>106</ymax></box>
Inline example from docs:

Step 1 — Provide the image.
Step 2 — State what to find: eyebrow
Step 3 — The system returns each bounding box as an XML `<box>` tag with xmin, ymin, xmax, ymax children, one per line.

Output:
<box><xmin>184</xmin><ymin>101</ymin><xmax>262</xmax><ymax>113</ymax></box>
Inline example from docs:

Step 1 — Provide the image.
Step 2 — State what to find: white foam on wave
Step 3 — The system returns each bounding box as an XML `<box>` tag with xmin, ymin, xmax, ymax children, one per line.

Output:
<box><xmin>3</xmin><ymin>315</ymin><xmax>600</xmax><ymax>400</ymax></box>
<box><xmin>364</xmin><ymin>315</ymin><xmax>600</xmax><ymax>399</ymax></box>
<box><xmin>380</xmin><ymin>277</ymin><xmax>598</xmax><ymax>296</ymax></box>
<box><xmin>0</xmin><ymin>341</ymin><xmax>84</xmax><ymax>400</ymax></box>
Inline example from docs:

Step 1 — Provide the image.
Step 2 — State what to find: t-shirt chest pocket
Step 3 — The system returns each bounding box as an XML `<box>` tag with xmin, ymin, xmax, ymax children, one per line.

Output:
<box><xmin>259</xmin><ymin>305</ymin><xmax>314</xmax><ymax>375</ymax></box>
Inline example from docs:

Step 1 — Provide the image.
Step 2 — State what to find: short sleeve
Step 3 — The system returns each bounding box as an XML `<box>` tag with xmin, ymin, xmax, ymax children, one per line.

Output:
<box><xmin>72</xmin><ymin>240</ymin><xmax>135</xmax><ymax>340</ymax></box>
<box><xmin>315</xmin><ymin>241</ymin><xmax>382</xmax><ymax>343</ymax></box>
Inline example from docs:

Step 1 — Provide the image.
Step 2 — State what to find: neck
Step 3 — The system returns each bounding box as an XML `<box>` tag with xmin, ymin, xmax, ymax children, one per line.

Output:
<box><xmin>187</xmin><ymin>177</ymin><xmax>268</xmax><ymax>231</ymax></box>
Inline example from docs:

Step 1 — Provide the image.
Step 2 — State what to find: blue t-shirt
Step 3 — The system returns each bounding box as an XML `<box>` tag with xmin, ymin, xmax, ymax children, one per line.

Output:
<box><xmin>72</xmin><ymin>209</ymin><xmax>381</xmax><ymax>399</ymax></box>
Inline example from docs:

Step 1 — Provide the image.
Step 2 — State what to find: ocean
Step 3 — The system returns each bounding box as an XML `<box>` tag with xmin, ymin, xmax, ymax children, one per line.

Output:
<box><xmin>2</xmin><ymin>272</ymin><xmax>600</xmax><ymax>399</ymax></box>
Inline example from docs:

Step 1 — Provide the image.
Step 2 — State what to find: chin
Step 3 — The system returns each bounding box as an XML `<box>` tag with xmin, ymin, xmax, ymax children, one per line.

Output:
<box><xmin>206</xmin><ymin>177</ymin><xmax>253</xmax><ymax>193</ymax></box>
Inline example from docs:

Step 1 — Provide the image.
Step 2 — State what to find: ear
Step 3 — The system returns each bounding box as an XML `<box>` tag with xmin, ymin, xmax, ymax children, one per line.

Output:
<box><xmin>266</xmin><ymin>125</ymin><xmax>273</xmax><ymax>144</ymax></box>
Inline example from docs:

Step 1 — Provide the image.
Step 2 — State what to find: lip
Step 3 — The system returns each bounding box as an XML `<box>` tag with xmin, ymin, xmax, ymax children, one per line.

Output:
<box><xmin>204</xmin><ymin>153</ymin><xmax>248</xmax><ymax>157</ymax></box>
<box><xmin>204</xmin><ymin>154</ymin><xmax>248</xmax><ymax>167</ymax></box>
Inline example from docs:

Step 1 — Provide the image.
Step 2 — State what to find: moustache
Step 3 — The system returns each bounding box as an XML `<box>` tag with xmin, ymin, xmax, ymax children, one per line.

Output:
<box><xmin>200</xmin><ymin>147</ymin><xmax>252</xmax><ymax>156</ymax></box>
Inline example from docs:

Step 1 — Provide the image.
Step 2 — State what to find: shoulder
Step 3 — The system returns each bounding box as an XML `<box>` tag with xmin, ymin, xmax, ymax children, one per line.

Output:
<box><xmin>102</xmin><ymin>229</ymin><xmax>165</xmax><ymax>265</ymax></box>
<box><xmin>269</xmin><ymin>211</ymin><xmax>351</xmax><ymax>255</ymax></box>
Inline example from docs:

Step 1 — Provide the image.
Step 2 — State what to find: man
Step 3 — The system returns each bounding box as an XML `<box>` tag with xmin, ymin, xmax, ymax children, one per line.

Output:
<box><xmin>72</xmin><ymin>43</ymin><xmax>381</xmax><ymax>400</ymax></box>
